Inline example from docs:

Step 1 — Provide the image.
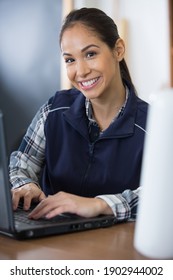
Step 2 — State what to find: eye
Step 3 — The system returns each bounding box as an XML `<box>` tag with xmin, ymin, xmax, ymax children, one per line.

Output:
<box><xmin>64</xmin><ymin>57</ymin><xmax>75</xmax><ymax>64</ymax></box>
<box><xmin>86</xmin><ymin>51</ymin><xmax>96</xmax><ymax>58</ymax></box>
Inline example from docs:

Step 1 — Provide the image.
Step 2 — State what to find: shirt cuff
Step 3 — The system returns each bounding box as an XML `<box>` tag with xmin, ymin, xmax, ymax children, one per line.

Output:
<box><xmin>11</xmin><ymin>178</ymin><xmax>41</xmax><ymax>189</ymax></box>
<box><xmin>96</xmin><ymin>193</ymin><xmax>132</xmax><ymax>221</ymax></box>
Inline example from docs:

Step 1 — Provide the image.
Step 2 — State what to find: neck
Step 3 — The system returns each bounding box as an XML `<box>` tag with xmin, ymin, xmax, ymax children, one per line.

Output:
<box><xmin>90</xmin><ymin>85</ymin><xmax>126</xmax><ymax>131</ymax></box>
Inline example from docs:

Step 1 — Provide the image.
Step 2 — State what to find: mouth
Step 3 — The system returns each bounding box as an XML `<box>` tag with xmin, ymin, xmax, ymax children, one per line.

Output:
<box><xmin>78</xmin><ymin>77</ymin><xmax>100</xmax><ymax>90</ymax></box>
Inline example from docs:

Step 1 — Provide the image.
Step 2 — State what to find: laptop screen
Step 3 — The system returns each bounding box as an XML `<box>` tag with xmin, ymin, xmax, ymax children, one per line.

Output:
<box><xmin>0</xmin><ymin>111</ymin><xmax>14</xmax><ymax>231</ymax></box>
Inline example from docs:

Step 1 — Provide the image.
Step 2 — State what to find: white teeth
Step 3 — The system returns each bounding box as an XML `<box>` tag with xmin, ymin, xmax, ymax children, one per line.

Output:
<box><xmin>81</xmin><ymin>78</ymin><xmax>98</xmax><ymax>87</ymax></box>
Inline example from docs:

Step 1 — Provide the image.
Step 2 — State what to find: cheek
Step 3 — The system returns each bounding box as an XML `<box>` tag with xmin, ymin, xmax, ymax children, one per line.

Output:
<box><xmin>66</xmin><ymin>67</ymin><xmax>75</xmax><ymax>82</ymax></box>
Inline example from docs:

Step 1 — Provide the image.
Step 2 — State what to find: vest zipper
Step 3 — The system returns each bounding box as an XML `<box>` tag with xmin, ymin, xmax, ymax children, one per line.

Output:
<box><xmin>81</xmin><ymin>143</ymin><xmax>95</xmax><ymax>192</ymax></box>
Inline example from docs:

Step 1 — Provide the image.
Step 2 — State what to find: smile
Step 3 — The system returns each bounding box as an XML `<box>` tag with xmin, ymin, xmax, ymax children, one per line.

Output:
<box><xmin>79</xmin><ymin>77</ymin><xmax>100</xmax><ymax>89</ymax></box>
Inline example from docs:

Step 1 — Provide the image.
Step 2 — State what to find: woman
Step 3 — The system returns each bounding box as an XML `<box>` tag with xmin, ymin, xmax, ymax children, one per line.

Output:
<box><xmin>10</xmin><ymin>7</ymin><xmax>148</xmax><ymax>220</ymax></box>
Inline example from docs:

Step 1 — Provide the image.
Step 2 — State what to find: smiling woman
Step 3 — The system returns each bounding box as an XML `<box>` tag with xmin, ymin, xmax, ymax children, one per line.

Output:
<box><xmin>10</xmin><ymin>8</ymin><xmax>148</xmax><ymax>222</ymax></box>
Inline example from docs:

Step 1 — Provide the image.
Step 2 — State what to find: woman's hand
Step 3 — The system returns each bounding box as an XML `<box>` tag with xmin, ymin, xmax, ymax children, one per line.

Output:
<box><xmin>11</xmin><ymin>183</ymin><xmax>46</xmax><ymax>211</ymax></box>
<box><xmin>28</xmin><ymin>191</ymin><xmax>113</xmax><ymax>219</ymax></box>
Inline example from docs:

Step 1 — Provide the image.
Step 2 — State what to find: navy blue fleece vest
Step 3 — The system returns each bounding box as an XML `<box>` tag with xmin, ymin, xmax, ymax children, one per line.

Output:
<box><xmin>42</xmin><ymin>87</ymin><xmax>148</xmax><ymax>197</ymax></box>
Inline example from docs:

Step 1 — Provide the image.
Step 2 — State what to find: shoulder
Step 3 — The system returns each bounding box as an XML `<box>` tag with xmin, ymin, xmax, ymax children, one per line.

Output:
<box><xmin>135</xmin><ymin>96</ymin><xmax>149</xmax><ymax>131</ymax></box>
<box><xmin>136</xmin><ymin>96</ymin><xmax>148</xmax><ymax>115</ymax></box>
<box><xmin>48</xmin><ymin>88</ymin><xmax>81</xmax><ymax>110</ymax></box>
<box><xmin>126</xmin><ymin>82</ymin><xmax>148</xmax><ymax>119</ymax></box>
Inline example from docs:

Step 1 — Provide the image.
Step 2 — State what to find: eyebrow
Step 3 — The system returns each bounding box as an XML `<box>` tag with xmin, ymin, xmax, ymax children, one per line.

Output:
<box><xmin>62</xmin><ymin>44</ymin><xmax>100</xmax><ymax>56</ymax></box>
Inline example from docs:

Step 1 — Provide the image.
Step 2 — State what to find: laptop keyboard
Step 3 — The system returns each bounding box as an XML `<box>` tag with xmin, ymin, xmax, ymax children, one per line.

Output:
<box><xmin>14</xmin><ymin>208</ymin><xmax>81</xmax><ymax>226</ymax></box>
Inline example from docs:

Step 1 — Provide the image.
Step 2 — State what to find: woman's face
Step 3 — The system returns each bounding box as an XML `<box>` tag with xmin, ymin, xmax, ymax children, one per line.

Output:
<box><xmin>61</xmin><ymin>23</ymin><xmax>124</xmax><ymax>101</ymax></box>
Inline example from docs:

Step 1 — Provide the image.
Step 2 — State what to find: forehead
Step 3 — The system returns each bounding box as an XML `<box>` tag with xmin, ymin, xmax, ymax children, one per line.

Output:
<box><xmin>61</xmin><ymin>23</ymin><xmax>103</xmax><ymax>51</ymax></box>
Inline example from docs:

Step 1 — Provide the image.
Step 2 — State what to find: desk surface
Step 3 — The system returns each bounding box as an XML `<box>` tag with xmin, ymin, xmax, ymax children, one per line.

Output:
<box><xmin>0</xmin><ymin>222</ymin><xmax>149</xmax><ymax>260</ymax></box>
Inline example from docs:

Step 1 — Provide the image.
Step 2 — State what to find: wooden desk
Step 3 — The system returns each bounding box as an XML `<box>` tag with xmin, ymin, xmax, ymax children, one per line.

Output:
<box><xmin>0</xmin><ymin>222</ymin><xmax>149</xmax><ymax>260</ymax></box>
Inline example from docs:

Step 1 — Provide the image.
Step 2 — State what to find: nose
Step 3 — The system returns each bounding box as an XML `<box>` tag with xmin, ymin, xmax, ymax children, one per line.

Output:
<box><xmin>76</xmin><ymin>60</ymin><xmax>91</xmax><ymax>78</ymax></box>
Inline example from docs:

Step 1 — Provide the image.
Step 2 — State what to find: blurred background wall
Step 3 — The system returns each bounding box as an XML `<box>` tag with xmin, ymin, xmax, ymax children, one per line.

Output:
<box><xmin>0</xmin><ymin>0</ymin><xmax>62</xmax><ymax>155</ymax></box>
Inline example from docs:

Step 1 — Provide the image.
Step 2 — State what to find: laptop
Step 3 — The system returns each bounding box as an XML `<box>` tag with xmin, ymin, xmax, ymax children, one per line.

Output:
<box><xmin>0</xmin><ymin>111</ymin><xmax>117</xmax><ymax>239</ymax></box>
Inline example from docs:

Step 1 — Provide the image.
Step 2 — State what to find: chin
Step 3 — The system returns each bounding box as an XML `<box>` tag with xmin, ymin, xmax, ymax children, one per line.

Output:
<box><xmin>84</xmin><ymin>92</ymin><xmax>102</xmax><ymax>100</ymax></box>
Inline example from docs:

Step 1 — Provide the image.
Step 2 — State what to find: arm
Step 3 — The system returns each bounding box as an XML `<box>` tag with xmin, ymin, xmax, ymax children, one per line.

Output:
<box><xmin>28</xmin><ymin>188</ymin><xmax>141</xmax><ymax>221</ymax></box>
<box><xmin>9</xmin><ymin>102</ymin><xmax>51</xmax><ymax>210</ymax></box>
<box><xmin>9</xmin><ymin>101</ymin><xmax>51</xmax><ymax>189</ymax></box>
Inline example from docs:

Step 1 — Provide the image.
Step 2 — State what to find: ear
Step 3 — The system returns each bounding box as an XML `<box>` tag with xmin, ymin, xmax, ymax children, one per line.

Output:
<box><xmin>113</xmin><ymin>38</ymin><xmax>125</xmax><ymax>62</ymax></box>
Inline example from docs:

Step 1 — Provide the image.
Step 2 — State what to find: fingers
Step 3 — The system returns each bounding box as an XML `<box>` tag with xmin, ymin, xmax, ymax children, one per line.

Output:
<box><xmin>11</xmin><ymin>183</ymin><xmax>45</xmax><ymax>211</ymax></box>
<box><xmin>12</xmin><ymin>187</ymin><xmax>32</xmax><ymax>210</ymax></box>
<box><xmin>39</xmin><ymin>191</ymin><xmax>46</xmax><ymax>201</ymax></box>
<box><xmin>28</xmin><ymin>192</ymin><xmax>76</xmax><ymax>219</ymax></box>
<box><xmin>11</xmin><ymin>186</ymin><xmax>112</xmax><ymax>219</ymax></box>
<box><xmin>28</xmin><ymin>195</ymin><xmax>70</xmax><ymax>219</ymax></box>
<box><xmin>28</xmin><ymin>197</ymin><xmax>53</xmax><ymax>219</ymax></box>
<box><xmin>28</xmin><ymin>192</ymin><xmax>100</xmax><ymax>220</ymax></box>
<box><xmin>27</xmin><ymin>191</ymin><xmax>113</xmax><ymax>220</ymax></box>
<box><xmin>11</xmin><ymin>190</ymin><xmax>21</xmax><ymax>210</ymax></box>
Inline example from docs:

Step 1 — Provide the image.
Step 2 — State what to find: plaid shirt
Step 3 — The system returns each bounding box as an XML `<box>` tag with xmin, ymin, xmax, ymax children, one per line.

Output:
<box><xmin>9</xmin><ymin>91</ymin><xmax>141</xmax><ymax>221</ymax></box>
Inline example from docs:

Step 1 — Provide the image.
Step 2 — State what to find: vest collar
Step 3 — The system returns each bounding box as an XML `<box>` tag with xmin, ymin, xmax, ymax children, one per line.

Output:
<box><xmin>63</xmin><ymin>87</ymin><xmax>137</xmax><ymax>140</ymax></box>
